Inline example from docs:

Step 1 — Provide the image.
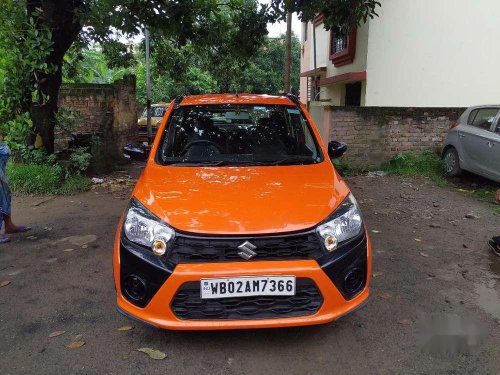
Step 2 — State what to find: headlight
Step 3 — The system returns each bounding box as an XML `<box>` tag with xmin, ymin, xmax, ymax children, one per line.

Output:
<box><xmin>123</xmin><ymin>199</ymin><xmax>175</xmax><ymax>255</ymax></box>
<box><xmin>316</xmin><ymin>194</ymin><xmax>363</xmax><ymax>252</ymax></box>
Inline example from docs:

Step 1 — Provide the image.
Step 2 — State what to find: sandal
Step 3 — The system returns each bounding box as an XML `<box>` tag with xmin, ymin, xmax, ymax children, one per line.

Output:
<box><xmin>488</xmin><ymin>236</ymin><xmax>500</xmax><ymax>257</ymax></box>
<box><xmin>5</xmin><ymin>226</ymin><xmax>32</xmax><ymax>234</ymax></box>
<box><xmin>0</xmin><ymin>235</ymin><xmax>11</xmax><ymax>244</ymax></box>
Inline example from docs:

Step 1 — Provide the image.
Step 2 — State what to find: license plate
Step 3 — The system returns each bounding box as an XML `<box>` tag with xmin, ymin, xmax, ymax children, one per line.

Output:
<box><xmin>200</xmin><ymin>276</ymin><xmax>296</xmax><ymax>299</ymax></box>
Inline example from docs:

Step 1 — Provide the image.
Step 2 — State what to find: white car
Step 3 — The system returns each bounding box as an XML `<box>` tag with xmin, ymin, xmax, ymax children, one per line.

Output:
<box><xmin>442</xmin><ymin>105</ymin><xmax>500</xmax><ymax>183</ymax></box>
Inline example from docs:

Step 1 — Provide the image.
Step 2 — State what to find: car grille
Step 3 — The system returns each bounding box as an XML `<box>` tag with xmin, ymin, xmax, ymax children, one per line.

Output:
<box><xmin>167</xmin><ymin>232</ymin><xmax>324</xmax><ymax>264</ymax></box>
<box><xmin>171</xmin><ymin>279</ymin><xmax>323</xmax><ymax>320</ymax></box>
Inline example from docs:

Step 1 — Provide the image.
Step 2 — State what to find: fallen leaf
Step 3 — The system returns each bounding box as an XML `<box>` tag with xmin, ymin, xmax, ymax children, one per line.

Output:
<box><xmin>63</xmin><ymin>248</ymin><xmax>75</xmax><ymax>252</ymax></box>
<box><xmin>371</xmin><ymin>230</ymin><xmax>381</xmax><ymax>234</ymax></box>
<box><xmin>73</xmin><ymin>334</ymin><xmax>83</xmax><ymax>341</ymax></box>
<box><xmin>49</xmin><ymin>331</ymin><xmax>66</xmax><ymax>338</ymax></box>
<box><xmin>81</xmin><ymin>245</ymin><xmax>88</xmax><ymax>249</ymax></box>
<box><xmin>46</xmin><ymin>258</ymin><xmax>58</xmax><ymax>264</ymax></box>
<box><xmin>137</xmin><ymin>348</ymin><xmax>166</xmax><ymax>360</ymax></box>
<box><xmin>66</xmin><ymin>341</ymin><xmax>85</xmax><ymax>349</ymax></box>
<box><xmin>0</xmin><ymin>280</ymin><xmax>11</xmax><ymax>288</ymax></box>
<box><xmin>398</xmin><ymin>319</ymin><xmax>411</xmax><ymax>325</ymax></box>
<box><xmin>414</xmin><ymin>238</ymin><xmax>421</xmax><ymax>242</ymax></box>
<box><xmin>27</xmin><ymin>236</ymin><xmax>38</xmax><ymax>240</ymax></box>
<box><xmin>419</xmin><ymin>252</ymin><xmax>429</xmax><ymax>257</ymax></box>
<box><xmin>117</xmin><ymin>325</ymin><xmax>133</xmax><ymax>331</ymax></box>
<box><xmin>380</xmin><ymin>293</ymin><xmax>392</xmax><ymax>300</ymax></box>
<box><xmin>372</xmin><ymin>272</ymin><xmax>384</xmax><ymax>278</ymax></box>
<box><xmin>462</xmin><ymin>244</ymin><xmax>469</xmax><ymax>249</ymax></box>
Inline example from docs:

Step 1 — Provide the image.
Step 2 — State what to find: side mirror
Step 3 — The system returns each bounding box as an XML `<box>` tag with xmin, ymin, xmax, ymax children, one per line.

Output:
<box><xmin>328</xmin><ymin>141</ymin><xmax>348</xmax><ymax>159</ymax></box>
<box><xmin>123</xmin><ymin>143</ymin><xmax>150</xmax><ymax>161</ymax></box>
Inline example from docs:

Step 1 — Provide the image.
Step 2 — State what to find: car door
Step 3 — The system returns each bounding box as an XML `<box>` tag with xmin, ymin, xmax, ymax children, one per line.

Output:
<box><xmin>488</xmin><ymin>113</ymin><xmax>500</xmax><ymax>181</ymax></box>
<box><xmin>459</xmin><ymin>107</ymin><xmax>500</xmax><ymax>176</ymax></box>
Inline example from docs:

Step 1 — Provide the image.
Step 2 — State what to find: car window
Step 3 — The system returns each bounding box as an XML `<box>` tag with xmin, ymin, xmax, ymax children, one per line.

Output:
<box><xmin>157</xmin><ymin>104</ymin><xmax>322</xmax><ymax>166</ymax></box>
<box><xmin>141</xmin><ymin>107</ymin><xmax>167</xmax><ymax>118</ymax></box>
<box><xmin>468</xmin><ymin>108</ymin><xmax>499</xmax><ymax>131</ymax></box>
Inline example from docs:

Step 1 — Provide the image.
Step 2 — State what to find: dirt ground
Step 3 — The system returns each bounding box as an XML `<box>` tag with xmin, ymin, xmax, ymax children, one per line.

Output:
<box><xmin>1</xmin><ymin>165</ymin><xmax>499</xmax><ymax>375</ymax></box>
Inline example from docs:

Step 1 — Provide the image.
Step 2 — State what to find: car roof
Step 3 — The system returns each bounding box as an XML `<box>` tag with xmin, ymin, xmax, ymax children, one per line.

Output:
<box><xmin>179</xmin><ymin>94</ymin><xmax>296</xmax><ymax>107</ymax></box>
<box><xmin>467</xmin><ymin>105</ymin><xmax>500</xmax><ymax>110</ymax></box>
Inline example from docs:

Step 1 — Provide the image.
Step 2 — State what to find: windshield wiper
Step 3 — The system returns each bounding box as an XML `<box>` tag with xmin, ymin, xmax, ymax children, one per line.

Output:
<box><xmin>270</xmin><ymin>156</ymin><xmax>317</xmax><ymax>166</ymax></box>
<box><xmin>163</xmin><ymin>160</ymin><xmax>230</xmax><ymax>166</ymax></box>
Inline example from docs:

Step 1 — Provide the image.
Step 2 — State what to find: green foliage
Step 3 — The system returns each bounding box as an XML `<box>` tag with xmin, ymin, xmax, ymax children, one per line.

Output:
<box><xmin>0</xmin><ymin>3</ymin><xmax>55</xmax><ymax>119</ymax></box>
<box><xmin>333</xmin><ymin>158</ymin><xmax>355</xmax><ymax>177</ymax></box>
<box><xmin>267</xmin><ymin>0</ymin><xmax>381</xmax><ymax>31</ymax></box>
<box><xmin>1</xmin><ymin>113</ymin><xmax>34</xmax><ymax>155</ymax></box>
<box><xmin>382</xmin><ymin>150</ymin><xmax>446</xmax><ymax>185</ymax></box>
<box><xmin>6</xmin><ymin>162</ymin><xmax>61</xmax><ymax>194</ymax></box>
<box><xmin>63</xmin><ymin>48</ymin><xmax>131</xmax><ymax>84</ymax></box>
<box><xmin>238</xmin><ymin>34</ymin><xmax>301</xmax><ymax>93</ymax></box>
<box><xmin>67</xmin><ymin>147</ymin><xmax>93</xmax><ymax>176</ymax></box>
<box><xmin>6</xmin><ymin>162</ymin><xmax>91</xmax><ymax>195</ymax></box>
<box><xmin>58</xmin><ymin>175</ymin><xmax>93</xmax><ymax>195</ymax></box>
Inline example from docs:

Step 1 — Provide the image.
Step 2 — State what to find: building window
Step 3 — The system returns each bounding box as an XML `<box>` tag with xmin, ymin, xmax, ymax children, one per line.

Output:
<box><xmin>304</xmin><ymin>22</ymin><xmax>308</xmax><ymax>41</ymax></box>
<box><xmin>331</xmin><ymin>29</ymin><xmax>348</xmax><ymax>54</ymax></box>
<box><xmin>329</xmin><ymin>28</ymin><xmax>357</xmax><ymax>67</ymax></box>
<box><xmin>345</xmin><ymin>82</ymin><xmax>362</xmax><ymax>106</ymax></box>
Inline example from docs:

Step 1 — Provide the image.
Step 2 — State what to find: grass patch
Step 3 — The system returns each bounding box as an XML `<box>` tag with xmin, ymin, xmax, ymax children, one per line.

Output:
<box><xmin>381</xmin><ymin>150</ymin><xmax>447</xmax><ymax>186</ymax></box>
<box><xmin>6</xmin><ymin>162</ymin><xmax>92</xmax><ymax>195</ymax></box>
<box><xmin>457</xmin><ymin>187</ymin><xmax>497</xmax><ymax>204</ymax></box>
<box><xmin>380</xmin><ymin>150</ymin><xmax>499</xmax><ymax>207</ymax></box>
<box><xmin>333</xmin><ymin>159</ymin><xmax>374</xmax><ymax>177</ymax></box>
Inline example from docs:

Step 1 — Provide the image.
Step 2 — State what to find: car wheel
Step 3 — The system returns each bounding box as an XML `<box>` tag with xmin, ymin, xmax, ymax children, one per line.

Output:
<box><xmin>443</xmin><ymin>147</ymin><xmax>462</xmax><ymax>177</ymax></box>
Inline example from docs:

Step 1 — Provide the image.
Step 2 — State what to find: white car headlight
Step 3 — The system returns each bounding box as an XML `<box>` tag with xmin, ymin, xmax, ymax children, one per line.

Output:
<box><xmin>316</xmin><ymin>194</ymin><xmax>363</xmax><ymax>252</ymax></box>
<box><xmin>123</xmin><ymin>199</ymin><xmax>175</xmax><ymax>255</ymax></box>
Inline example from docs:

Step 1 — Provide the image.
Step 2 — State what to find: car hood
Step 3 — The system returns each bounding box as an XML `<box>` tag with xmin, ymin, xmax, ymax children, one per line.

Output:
<box><xmin>133</xmin><ymin>162</ymin><xmax>349</xmax><ymax>235</ymax></box>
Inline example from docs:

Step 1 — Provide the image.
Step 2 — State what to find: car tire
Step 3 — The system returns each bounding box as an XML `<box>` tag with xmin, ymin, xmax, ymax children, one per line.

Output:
<box><xmin>443</xmin><ymin>147</ymin><xmax>462</xmax><ymax>177</ymax></box>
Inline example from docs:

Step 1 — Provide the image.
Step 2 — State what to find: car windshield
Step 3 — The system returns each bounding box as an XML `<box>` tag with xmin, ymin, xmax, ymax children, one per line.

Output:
<box><xmin>141</xmin><ymin>107</ymin><xmax>167</xmax><ymax>118</ymax></box>
<box><xmin>157</xmin><ymin>104</ymin><xmax>322</xmax><ymax>166</ymax></box>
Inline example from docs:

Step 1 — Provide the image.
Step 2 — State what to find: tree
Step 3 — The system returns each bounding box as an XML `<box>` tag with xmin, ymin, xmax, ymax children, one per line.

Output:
<box><xmin>237</xmin><ymin>34</ymin><xmax>301</xmax><ymax>94</ymax></box>
<box><xmin>2</xmin><ymin>0</ymin><xmax>380</xmax><ymax>153</ymax></box>
<box><xmin>267</xmin><ymin>0</ymin><xmax>381</xmax><ymax>31</ymax></box>
<box><xmin>7</xmin><ymin>0</ymin><xmax>269</xmax><ymax>153</ymax></box>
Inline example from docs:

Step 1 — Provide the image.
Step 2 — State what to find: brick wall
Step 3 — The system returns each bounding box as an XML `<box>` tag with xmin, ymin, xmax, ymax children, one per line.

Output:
<box><xmin>328</xmin><ymin>107</ymin><xmax>466</xmax><ymax>166</ymax></box>
<box><xmin>57</xmin><ymin>75</ymin><xmax>137</xmax><ymax>156</ymax></box>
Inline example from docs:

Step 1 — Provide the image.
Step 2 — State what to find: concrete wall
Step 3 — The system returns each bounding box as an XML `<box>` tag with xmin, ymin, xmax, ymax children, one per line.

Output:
<box><xmin>365</xmin><ymin>0</ymin><xmax>500</xmax><ymax>107</ymax></box>
<box><xmin>58</xmin><ymin>75</ymin><xmax>137</xmax><ymax>156</ymax></box>
<box><xmin>328</xmin><ymin>107</ymin><xmax>465</xmax><ymax>166</ymax></box>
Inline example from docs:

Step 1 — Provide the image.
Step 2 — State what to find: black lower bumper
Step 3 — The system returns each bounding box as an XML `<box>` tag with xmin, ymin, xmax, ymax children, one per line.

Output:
<box><xmin>318</xmin><ymin>232</ymin><xmax>368</xmax><ymax>301</ymax></box>
<box><xmin>119</xmin><ymin>230</ymin><xmax>368</xmax><ymax>310</ymax></box>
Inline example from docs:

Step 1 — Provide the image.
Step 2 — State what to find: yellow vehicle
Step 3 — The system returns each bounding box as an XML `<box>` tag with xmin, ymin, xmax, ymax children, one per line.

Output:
<box><xmin>138</xmin><ymin>103</ymin><xmax>168</xmax><ymax>140</ymax></box>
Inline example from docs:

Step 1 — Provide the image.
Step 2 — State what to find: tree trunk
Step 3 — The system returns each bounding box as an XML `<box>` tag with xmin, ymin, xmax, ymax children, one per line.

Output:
<box><xmin>26</xmin><ymin>0</ymin><xmax>83</xmax><ymax>154</ymax></box>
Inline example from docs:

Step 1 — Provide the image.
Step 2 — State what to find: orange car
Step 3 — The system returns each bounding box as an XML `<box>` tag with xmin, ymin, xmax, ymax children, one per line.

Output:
<box><xmin>114</xmin><ymin>94</ymin><xmax>371</xmax><ymax>330</ymax></box>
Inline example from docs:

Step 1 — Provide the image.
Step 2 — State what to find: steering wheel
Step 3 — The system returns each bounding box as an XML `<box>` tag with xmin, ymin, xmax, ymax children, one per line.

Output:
<box><xmin>181</xmin><ymin>140</ymin><xmax>224</xmax><ymax>155</ymax></box>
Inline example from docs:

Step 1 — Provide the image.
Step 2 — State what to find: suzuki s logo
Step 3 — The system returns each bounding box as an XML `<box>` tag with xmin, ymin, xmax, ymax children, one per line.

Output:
<box><xmin>238</xmin><ymin>241</ymin><xmax>257</xmax><ymax>260</ymax></box>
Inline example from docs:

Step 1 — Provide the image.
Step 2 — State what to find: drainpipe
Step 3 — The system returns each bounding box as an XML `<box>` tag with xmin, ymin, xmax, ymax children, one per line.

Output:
<box><xmin>145</xmin><ymin>28</ymin><xmax>152</xmax><ymax>145</ymax></box>
<box><xmin>313</xmin><ymin>23</ymin><xmax>318</xmax><ymax>102</ymax></box>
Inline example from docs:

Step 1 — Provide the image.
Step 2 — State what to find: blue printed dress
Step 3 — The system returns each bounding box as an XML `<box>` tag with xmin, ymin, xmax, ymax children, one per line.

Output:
<box><xmin>0</xmin><ymin>143</ymin><xmax>12</xmax><ymax>227</ymax></box>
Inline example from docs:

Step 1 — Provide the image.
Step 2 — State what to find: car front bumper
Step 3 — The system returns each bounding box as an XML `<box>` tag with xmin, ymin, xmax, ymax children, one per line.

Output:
<box><xmin>113</xmin><ymin>229</ymin><xmax>372</xmax><ymax>330</ymax></box>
